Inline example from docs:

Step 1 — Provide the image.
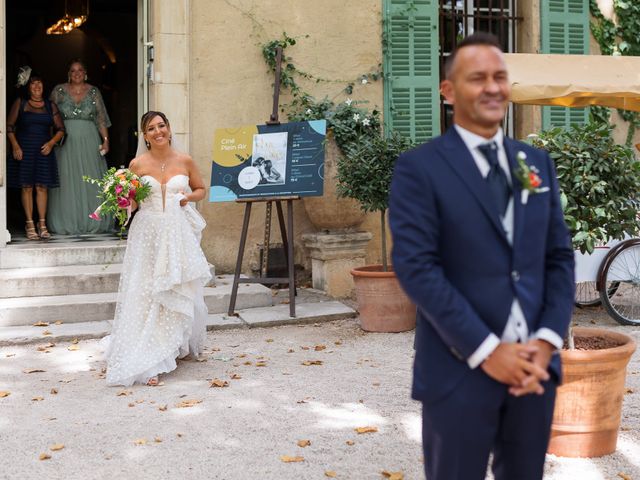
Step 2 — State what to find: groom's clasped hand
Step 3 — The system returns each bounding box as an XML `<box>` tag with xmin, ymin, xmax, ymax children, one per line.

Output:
<box><xmin>481</xmin><ymin>339</ymin><xmax>554</xmax><ymax>397</ymax></box>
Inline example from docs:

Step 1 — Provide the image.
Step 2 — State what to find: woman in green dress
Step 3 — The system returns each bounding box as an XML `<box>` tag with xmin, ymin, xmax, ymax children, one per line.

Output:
<box><xmin>48</xmin><ymin>59</ymin><xmax>112</xmax><ymax>234</ymax></box>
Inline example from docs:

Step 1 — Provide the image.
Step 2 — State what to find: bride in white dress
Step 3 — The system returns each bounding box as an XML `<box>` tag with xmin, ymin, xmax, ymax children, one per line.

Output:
<box><xmin>104</xmin><ymin>111</ymin><xmax>211</xmax><ymax>386</ymax></box>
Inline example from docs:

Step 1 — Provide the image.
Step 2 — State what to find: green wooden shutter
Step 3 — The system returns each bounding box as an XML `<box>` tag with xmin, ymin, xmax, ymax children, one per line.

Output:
<box><xmin>383</xmin><ymin>0</ymin><xmax>440</xmax><ymax>142</ymax></box>
<box><xmin>540</xmin><ymin>0</ymin><xmax>590</xmax><ymax>129</ymax></box>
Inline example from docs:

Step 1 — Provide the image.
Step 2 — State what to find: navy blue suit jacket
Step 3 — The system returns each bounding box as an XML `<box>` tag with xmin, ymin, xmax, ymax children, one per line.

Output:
<box><xmin>389</xmin><ymin>127</ymin><xmax>575</xmax><ymax>404</ymax></box>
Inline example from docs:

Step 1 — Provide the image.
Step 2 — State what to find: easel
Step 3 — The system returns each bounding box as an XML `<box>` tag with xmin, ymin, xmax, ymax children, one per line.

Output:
<box><xmin>228</xmin><ymin>46</ymin><xmax>298</xmax><ymax>317</ymax></box>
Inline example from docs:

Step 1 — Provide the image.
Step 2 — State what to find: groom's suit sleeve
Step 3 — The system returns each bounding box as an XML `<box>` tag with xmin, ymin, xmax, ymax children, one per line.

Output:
<box><xmin>533</xmin><ymin>152</ymin><xmax>575</xmax><ymax>342</ymax></box>
<box><xmin>389</xmin><ymin>148</ymin><xmax>493</xmax><ymax>360</ymax></box>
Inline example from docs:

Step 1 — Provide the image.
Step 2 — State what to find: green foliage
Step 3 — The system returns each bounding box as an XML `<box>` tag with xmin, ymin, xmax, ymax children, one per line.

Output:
<box><xmin>590</xmin><ymin>0</ymin><xmax>640</xmax><ymax>144</ymax></box>
<box><xmin>336</xmin><ymin>131</ymin><xmax>414</xmax><ymax>214</ymax></box>
<box><xmin>529</xmin><ymin>122</ymin><xmax>640</xmax><ymax>254</ymax></box>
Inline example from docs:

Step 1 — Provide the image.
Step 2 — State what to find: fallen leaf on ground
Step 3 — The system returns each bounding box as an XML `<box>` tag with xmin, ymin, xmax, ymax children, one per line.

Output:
<box><xmin>621</xmin><ymin>426</ymin><xmax>630</xmax><ymax>431</ymax></box>
<box><xmin>287</xmin><ymin>349</ymin><xmax>295</xmax><ymax>353</ymax></box>
<box><xmin>158</xmin><ymin>405</ymin><xmax>168</xmax><ymax>411</ymax></box>
<box><xmin>266</xmin><ymin>339</ymin><xmax>274</xmax><ymax>343</ymax></box>
<box><xmin>256</xmin><ymin>361</ymin><xmax>267</xmax><ymax>367</ymax></box>
<box><xmin>175</xmin><ymin>399</ymin><xmax>202</xmax><ymax>408</ymax></box>
<box><xmin>32</xmin><ymin>396</ymin><xmax>44</xmax><ymax>401</ymax></box>
<box><xmin>300</xmin><ymin>346</ymin><xmax>310</xmax><ymax>350</ymax></box>
<box><xmin>210</xmin><ymin>379</ymin><xmax>229</xmax><ymax>388</ymax></box>
<box><xmin>33</xmin><ymin>321</ymin><xmax>49</xmax><ymax>327</ymax></box>
<box><xmin>116</xmin><ymin>390</ymin><xmax>132</xmax><ymax>397</ymax></box>
<box><xmin>39</xmin><ymin>453</ymin><xmax>51</xmax><ymax>460</ymax></box>
<box><xmin>372</xmin><ymin>382</ymin><xmax>381</xmax><ymax>386</ymax></box>
<box><xmin>334</xmin><ymin>341</ymin><xmax>342</xmax><ymax>345</ymax></box>
<box><xmin>301</xmin><ymin>360</ymin><xmax>323</xmax><ymax>366</ymax></box>
<box><xmin>136</xmin><ymin>399</ymin><xmax>144</xmax><ymax>404</ymax></box>
<box><xmin>230</xmin><ymin>373</ymin><xmax>242</xmax><ymax>380</ymax></box>
<box><xmin>314</xmin><ymin>345</ymin><xmax>326</xmax><ymax>351</ymax></box>
<box><xmin>59</xmin><ymin>378</ymin><xmax>74</xmax><ymax>384</ymax></box>
<box><xmin>154</xmin><ymin>437</ymin><xmax>162</xmax><ymax>443</ymax></box>
<box><xmin>128</xmin><ymin>403</ymin><xmax>135</xmax><ymax>407</ymax></box>
<box><xmin>67</xmin><ymin>345</ymin><xmax>80</xmax><ymax>351</ymax></box>
<box><xmin>0</xmin><ymin>391</ymin><xmax>10</xmax><ymax>398</ymax></box>
<box><xmin>196</xmin><ymin>357</ymin><xmax>207</xmax><ymax>362</ymax></box>
<box><xmin>243</xmin><ymin>361</ymin><xmax>252</xmax><ymax>366</ymax></box>
<box><xmin>133</xmin><ymin>438</ymin><xmax>147</xmax><ymax>446</ymax></box>
<box><xmin>325</xmin><ymin>471</ymin><xmax>337</xmax><ymax>478</ymax></box>
<box><xmin>297</xmin><ymin>440</ymin><xmax>311</xmax><ymax>448</ymax></box>
<box><xmin>42</xmin><ymin>330</ymin><xmax>52</xmax><ymax>336</ymax></box>
<box><xmin>625</xmin><ymin>388</ymin><xmax>634</xmax><ymax>394</ymax></box>
<box><xmin>71</xmin><ymin>338</ymin><xmax>79</xmax><ymax>344</ymax></box>
<box><xmin>280</xmin><ymin>455</ymin><xmax>304</xmax><ymax>463</ymax></box>
<box><xmin>176</xmin><ymin>433</ymin><xmax>184</xmax><ymax>438</ymax></box>
<box><xmin>23</xmin><ymin>369</ymin><xmax>45</xmax><ymax>374</ymax></box>
<box><xmin>346</xmin><ymin>440</ymin><xmax>355</xmax><ymax>446</ymax></box>
<box><xmin>50</xmin><ymin>388</ymin><xmax>58</xmax><ymax>395</ymax></box>
<box><xmin>5</xmin><ymin>354</ymin><xmax>16</xmax><ymax>358</ymax></box>
<box><xmin>50</xmin><ymin>444</ymin><xmax>64</xmax><ymax>451</ymax></box>
<box><xmin>382</xmin><ymin>471</ymin><xmax>404</xmax><ymax>480</ymax></box>
<box><xmin>355</xmin><ymin>426</ymin><xmax>378</xmax><ymax>434</ymax></box>
<box><xmin>54</xmin><ymin>321</ymin><xmax>63</xmax><ymax>325</ymax></box>
<box><xmin>618</xmin><ymin>473</ymin><xmax>632</xmax><ymax>480</ymax></box>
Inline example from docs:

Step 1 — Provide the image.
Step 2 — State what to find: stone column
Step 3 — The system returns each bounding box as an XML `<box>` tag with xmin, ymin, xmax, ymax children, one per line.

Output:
<box><xmin>149</xmin><ymin>0</ymin><xmax>190</xmax><ymax>151</ymax></box>
<box><xmin>302</xmin><ymin>231</ymin><xmax>372</xmax><ymax>298</ymax></box>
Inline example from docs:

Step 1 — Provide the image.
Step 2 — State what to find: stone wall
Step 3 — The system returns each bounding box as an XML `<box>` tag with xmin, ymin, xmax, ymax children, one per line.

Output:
<box><xmin>190</xmin><ymin>0</ymin><xmax>384</xmax><ymax>274</ymax></box>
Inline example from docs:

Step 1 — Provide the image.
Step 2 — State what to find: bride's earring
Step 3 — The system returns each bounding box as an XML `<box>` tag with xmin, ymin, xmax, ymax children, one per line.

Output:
<box><xmin>145</xmin><ymin>139</ymin><xmax>150</xmax><ymax>150</ymax></box>
<box><xmin>169</xmin><ymin>135</ymin><xmax>172</xmax><ymax>145</ymax></box>
<box><xmin>84</xmin><ymin>74</ymin><xmax>88</xmax><ymax>81</ymax></box>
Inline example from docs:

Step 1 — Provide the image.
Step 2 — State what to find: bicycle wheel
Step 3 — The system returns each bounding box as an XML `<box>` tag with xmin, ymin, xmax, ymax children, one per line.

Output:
<box><xmin>599</xmin><ymin>239</ymin><xmax>640</xmax><ymax>325</ymax></box>
<box><xmin>575</xmin><ymin>281</ymin><xmax>601</xmax><ymax>307</ymax></box>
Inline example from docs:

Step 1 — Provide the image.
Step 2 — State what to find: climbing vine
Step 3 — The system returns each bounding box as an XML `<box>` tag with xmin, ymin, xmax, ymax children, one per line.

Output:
<box><xmin>590</xmin><ymin>0</ymin><xmax>640</xmax><ymax>145</ymax></box>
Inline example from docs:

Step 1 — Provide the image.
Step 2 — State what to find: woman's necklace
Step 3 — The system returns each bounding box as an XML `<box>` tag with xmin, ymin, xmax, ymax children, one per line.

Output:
<box><xmin>28</xmin><ymin>98</ymin><xmax>44</xmax><ymax>108</ymax></box>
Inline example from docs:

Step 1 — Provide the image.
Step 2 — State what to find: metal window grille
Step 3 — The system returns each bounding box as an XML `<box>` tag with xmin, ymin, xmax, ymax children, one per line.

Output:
<box><xmin>438</xmin><ymin>0</ymin><xmax>522</xmax><ymax>134</ymax></box>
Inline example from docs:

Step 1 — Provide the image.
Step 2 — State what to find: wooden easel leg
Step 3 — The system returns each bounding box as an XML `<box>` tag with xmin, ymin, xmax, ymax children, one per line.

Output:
<box><xmin>276</xmin><ymin>201</ymin><xmax>297</xmax><ymax>298</ymax></box>
<box><xmin>261</xmin><ymin>201</ymin><xmax>272</xmax><ymax>278</ymax></box>
<box><xmin>228</xmin><ymin>202</ymin><xmax>252</xmax><ymax>316</ymax></box>
<box><xmin>287</xmin><ymin>199</ymin><xmax>295</xmax><ymax>317</ymax></box>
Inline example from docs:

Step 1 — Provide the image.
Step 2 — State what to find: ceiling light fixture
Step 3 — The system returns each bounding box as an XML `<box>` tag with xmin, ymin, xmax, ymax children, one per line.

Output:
<box><xmin>47</xmin><ymin>0</ymin><xmax>89</xmax><ymax>35</ymax></box>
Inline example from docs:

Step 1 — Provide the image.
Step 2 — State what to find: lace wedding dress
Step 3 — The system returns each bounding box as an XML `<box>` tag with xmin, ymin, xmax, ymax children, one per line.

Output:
<box><xmin>104</xmin><ymin>174</ymin><xmax>211</xmax><ymax>386</ymax></box>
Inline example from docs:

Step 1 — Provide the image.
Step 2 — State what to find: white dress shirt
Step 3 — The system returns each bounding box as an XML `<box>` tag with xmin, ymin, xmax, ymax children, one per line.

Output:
<box><xmin>453</xmin><ymin>125</ymin><xmax>563</xmax><ymax>369</ymax></box>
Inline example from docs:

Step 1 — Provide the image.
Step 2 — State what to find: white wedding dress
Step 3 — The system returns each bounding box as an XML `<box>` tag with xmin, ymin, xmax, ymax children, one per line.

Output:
<box><xmin>104</xmin><ymin>174</ymin><xmax>212</xmax><ymax>386</ymax></box>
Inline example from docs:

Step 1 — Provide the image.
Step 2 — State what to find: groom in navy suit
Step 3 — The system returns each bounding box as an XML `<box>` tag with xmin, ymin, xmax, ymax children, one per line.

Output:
<box><xmin>389</xmin><ymin>33</ymin><xmax>575</xmax><ymax>479</ymax></box>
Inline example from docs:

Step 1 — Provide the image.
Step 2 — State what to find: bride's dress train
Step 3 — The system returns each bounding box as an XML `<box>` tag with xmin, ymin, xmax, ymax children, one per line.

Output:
<box><xmin>104</xmin><ymin>174</ymin><xmax>211</xmax><ymax>386</ymax></box>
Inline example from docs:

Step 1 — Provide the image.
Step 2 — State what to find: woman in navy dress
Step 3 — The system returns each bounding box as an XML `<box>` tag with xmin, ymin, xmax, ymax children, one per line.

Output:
<box><xmin>6</xmin><ymin>68</ymin><xmax>65</xmax><ymax>239</ymax></box>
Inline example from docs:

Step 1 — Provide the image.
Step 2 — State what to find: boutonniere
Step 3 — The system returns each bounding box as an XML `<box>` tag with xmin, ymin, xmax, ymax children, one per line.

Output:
<box><xmin>513</xmin><ymin>151</ymin><xmax>550</xmax><ymax>205</ymax></box>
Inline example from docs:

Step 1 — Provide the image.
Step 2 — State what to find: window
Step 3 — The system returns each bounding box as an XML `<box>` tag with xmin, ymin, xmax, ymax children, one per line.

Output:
<box><xmin>438</xmin><ymin>0</ymin><xmax>521</xmax><ymax>134</ymax></box>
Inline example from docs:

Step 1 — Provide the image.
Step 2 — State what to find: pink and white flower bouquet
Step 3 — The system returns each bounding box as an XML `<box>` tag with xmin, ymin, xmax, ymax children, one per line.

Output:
<box><xmin>84</xmin><ymin>167</ymin><xmax>151</xmax><ymax>236</ymax></box>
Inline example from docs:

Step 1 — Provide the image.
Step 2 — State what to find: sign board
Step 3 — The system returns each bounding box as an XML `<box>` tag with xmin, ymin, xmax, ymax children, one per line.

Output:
<box><xmin>209</xmin><ymin>120</ymin><xmax>326</xmax><ymax>202</ymax></box>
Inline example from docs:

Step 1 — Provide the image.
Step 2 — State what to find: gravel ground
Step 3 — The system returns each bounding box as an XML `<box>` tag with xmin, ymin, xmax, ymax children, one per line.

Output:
<box><xmin>0</xmin><ymin>304</ymin><xmax>638</xmax><ymax>480</ymax></box>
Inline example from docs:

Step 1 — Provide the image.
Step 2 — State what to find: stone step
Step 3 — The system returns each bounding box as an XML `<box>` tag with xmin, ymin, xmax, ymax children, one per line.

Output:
<box><xmin>0</xmin><ymin>264</ymin><xmax>123</xmax><ymax>298</ymax></box>
<box><xmin>0</xmin><ymin>241</ymin><xmax>126</xmax><ymax>269</ymax></box>
<box><xmin>0</xmin><ymin>278</ymin><xmax>273</xmax><ymax>327</ymax></box>
<box><xmin>0</xmin><ymin>301</ymin><xmax>356</xmax><ymax>346</ymax></box>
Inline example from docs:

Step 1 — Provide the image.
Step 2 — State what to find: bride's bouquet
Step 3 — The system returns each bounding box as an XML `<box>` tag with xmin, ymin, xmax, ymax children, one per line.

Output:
<box><xmin>84</xmin><ymin>167</ymin><xmax>151</xmax><ymax>236</ymax></box>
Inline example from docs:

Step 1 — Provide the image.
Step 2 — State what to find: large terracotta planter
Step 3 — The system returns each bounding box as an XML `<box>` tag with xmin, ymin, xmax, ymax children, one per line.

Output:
<box><xmin>548</xmin><ymin>327</ymin><xmax>636</xmax><ymax>457</ymax></box>
<box><xmin>303</xmin><ymin>133</ymin><xmax>365</xmax><ymax>231</ymax></box>
<box><xmin>351</xmin><ymin>265</ymin><xmax>416</xmax><ymax>332</ymax></box>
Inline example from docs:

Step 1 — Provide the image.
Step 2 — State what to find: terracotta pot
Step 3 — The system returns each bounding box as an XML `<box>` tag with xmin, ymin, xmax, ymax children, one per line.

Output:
<box><xmin>351</xmin><ymin>265</ymin><xmax>416</xmax><ymax>332</ymax></box>
<box><xmin>548</xmin><ymin>327</ymin><xmax>636</xmax><ymax>457</ymax></box>
<box><xmin>303</xmin><ymin>133</ymin><xmax>366</xmax><ymax>231</ymax></box>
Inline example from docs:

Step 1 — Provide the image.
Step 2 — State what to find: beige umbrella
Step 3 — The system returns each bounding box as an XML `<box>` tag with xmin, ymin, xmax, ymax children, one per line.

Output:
<box><xmin>504</xmin><ymin>53</ymin><xmax>640</xmax><ymax>112</ymax></box>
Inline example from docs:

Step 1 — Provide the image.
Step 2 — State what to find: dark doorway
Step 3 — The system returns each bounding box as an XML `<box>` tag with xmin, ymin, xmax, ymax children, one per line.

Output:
<box><xmin>5</xmin><ymin>0</ymin><xmax>138</xmax><ymax>233</ymax></box>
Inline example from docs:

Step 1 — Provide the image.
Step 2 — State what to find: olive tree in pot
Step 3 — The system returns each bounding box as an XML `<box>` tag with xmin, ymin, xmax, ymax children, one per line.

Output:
<box><xmin>336</xmin><ymin>130</ymin><xmax>416</xmax><ymax>332</ymax></box>
<box><xmin>531</xmin><ymin>122</ymin><xmax>639</xmax><ymax>457</ymax></box>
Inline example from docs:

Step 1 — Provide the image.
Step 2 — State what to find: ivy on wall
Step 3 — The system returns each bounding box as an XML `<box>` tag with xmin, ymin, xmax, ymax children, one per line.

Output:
<box><xmin>590</xmin><ymin>0</ymin><xmax>640</xmax><ymax>145</ymax></box>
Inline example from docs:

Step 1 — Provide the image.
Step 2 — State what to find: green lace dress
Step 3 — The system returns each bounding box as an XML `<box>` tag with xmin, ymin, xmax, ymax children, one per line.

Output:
<box><xmin>47</xmin><ymin>85</ymin><xmax>113</xmax><ymax>234</ymax></box>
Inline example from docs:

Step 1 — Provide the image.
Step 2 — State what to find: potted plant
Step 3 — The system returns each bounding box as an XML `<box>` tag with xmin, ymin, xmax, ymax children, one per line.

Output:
<box><xmin>287</xmin><ymin>95</ymin><xmax>383</xmax><ymax>231</ymax></box>
<box><xmin>335</xmin><ymin>129</ymin><xmax>417</xmax><ymax>332</ymax></box>
<box><xmin>530</xmin><ymin>121</ymin><xmax>639</xmax><ymax>457</ymax></box>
